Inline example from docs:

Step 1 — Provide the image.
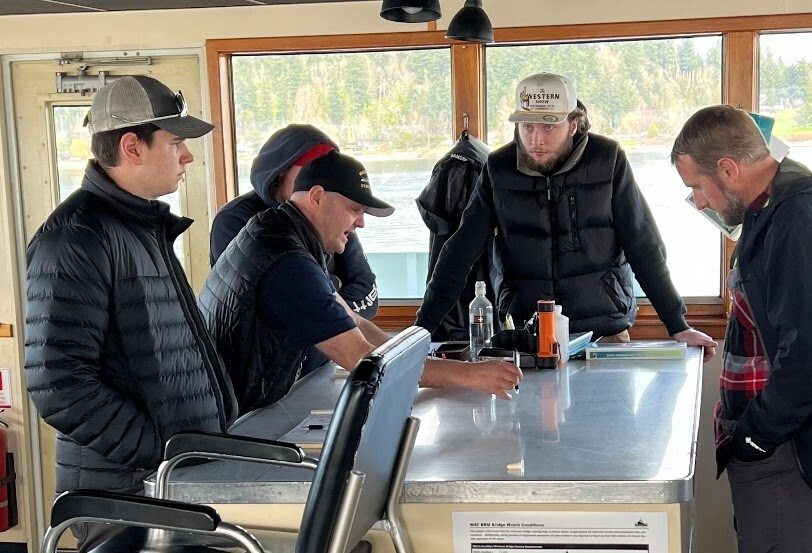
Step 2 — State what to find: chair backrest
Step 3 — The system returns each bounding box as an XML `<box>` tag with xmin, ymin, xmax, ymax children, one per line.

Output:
<box><xmin>296</xmin><ymin>326</ymin><xmax>429</xmax><ymax>553</ymax></box>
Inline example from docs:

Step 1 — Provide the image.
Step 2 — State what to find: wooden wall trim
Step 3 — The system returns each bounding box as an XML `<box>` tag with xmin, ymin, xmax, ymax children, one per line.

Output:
<box><xmin>724</xmin><ymin>31</ymin><xmax>758</xmax><ymax>110</ymax></box>
<box><xmin>207</xmin><ymin>30</ymin><xmax>453</xmax><ymax>55</ymax></box>
<box><xmin>206</xmin><ymin>42</ymin><xmax>233</xmax><ymax>209</ymax></box>
<box><xmin>451</xmin><ymin>43</ymin><xmax>485</xmax><ymax>140</ymax></box>
<box><xmin>493</xmin><ymin>13</ymin><xmax>812</xmax><ymax>43</ymax></box>
<box><xmin>373</xmin><ymin>305</ymin><xmax>729</xmax><ymax>338</ymax></box>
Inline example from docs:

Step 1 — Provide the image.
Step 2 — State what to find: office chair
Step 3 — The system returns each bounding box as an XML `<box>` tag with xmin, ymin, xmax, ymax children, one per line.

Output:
<box><xmin>41</xmin><ymin>327</ymin><xmax>431</xmax><ymax>553</ymax></box>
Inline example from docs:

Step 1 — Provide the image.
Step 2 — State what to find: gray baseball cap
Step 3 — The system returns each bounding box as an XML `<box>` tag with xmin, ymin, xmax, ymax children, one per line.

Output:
<box><xmin>84</xmin><ymin>75</ymin><xmax>214</xmax><ymax>138</ymax></box>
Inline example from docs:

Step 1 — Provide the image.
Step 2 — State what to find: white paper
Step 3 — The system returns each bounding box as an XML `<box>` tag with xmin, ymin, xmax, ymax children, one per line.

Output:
<box><xmin>452</xmin><ymin>511</ymin><xmax>669</xmax><ymax>553</ymax></box>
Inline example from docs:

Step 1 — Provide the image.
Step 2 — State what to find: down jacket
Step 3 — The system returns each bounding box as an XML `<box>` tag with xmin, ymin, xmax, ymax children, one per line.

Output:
<box><xmin>25</xmin><ymin>161</ymin><xmax>237</xmax><ymax>494</ymax></box>
<box><xmin>417</xmin><ymin>129</ymin><xmax>687</xmax><ymax>338</ymax></box>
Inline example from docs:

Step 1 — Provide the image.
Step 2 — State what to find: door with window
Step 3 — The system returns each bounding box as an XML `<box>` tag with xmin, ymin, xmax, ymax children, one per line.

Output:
<box><xmin>10</xmin><ymin>53</ymin><xmax>211</xmax><ymax>532</ymax></box>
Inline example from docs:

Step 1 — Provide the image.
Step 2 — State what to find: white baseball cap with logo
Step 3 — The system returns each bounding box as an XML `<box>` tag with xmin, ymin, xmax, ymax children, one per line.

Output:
<box><xmin>508</xmin><ymin>73</ymin><xmax>577</xmax><ymax>124</ymax></box>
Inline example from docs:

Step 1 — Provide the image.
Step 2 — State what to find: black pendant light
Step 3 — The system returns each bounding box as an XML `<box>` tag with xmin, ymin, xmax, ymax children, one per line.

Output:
<box><xmin>445</xmin><ymin>0</ymin><xmax>494</xmax><ymax>43</ymax></box>
<box><xmin>380</xmin><ymin>0</ymin><xmax>442</xmax><ymax>23</ymax></box>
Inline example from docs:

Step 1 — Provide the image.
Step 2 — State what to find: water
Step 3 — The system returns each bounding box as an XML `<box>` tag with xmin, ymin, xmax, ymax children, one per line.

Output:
<box><xmin>469</xmin><ymin>289</ymin><xmax>494</xmax><ymax>360</ymax></box>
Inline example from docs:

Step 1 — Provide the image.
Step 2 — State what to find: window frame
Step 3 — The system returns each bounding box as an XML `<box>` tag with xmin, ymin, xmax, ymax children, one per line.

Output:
<box><xmin>204</xmin><ymin>14</ymin><xmax>812</xmax><ymax>338</ymax></box>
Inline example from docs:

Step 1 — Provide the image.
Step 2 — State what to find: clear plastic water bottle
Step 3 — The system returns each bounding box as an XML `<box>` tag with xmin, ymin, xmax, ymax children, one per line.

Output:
<box><xmin>553</xmin><ymin>304</ymin><xmax>569</xmax><ymax>368</ymax></box>
<box><xmin>469</xmin><ymin>281</ymin><xmax>494</xmax><ymax>360</ymax></box>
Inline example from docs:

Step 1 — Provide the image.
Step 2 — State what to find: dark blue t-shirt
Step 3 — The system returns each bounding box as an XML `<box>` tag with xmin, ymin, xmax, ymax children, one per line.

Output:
<box><xmin>258</xmin><ymin>253</ymin><xmax>355</xmax><ymax>352</ymax></box>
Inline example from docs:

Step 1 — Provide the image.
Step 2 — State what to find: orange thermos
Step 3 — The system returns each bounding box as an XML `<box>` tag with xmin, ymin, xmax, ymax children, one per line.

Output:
<box><xmin>535</xmin><ymin>300</ymin><xmax>559</xmax><ymax>368</ymax></box>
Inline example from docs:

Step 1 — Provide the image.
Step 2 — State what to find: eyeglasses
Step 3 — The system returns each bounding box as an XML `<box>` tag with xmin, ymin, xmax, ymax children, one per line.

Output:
<box><xmin>110</xmin><ymin>90</ymin><xmax>188</xmax><ymax>125</ymax></box>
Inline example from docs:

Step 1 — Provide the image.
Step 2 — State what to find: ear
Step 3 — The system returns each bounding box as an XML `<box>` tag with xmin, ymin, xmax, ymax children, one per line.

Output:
<box><xmin>568</xmin><ymin>118</ymin><xmax>577</xmax><ymax>136</ymax></box>
<box><xmin>118</xmin><ymin>132</ymin><xmax>144</xmax><ymax>166</ymax></box>
<box><xmin>716</xmin><ymin>157</ymin><xmax>740</xmax><ymax>183</ymax></box>
<box><xmin>308</xmin><ymin>185</ymin><xmax>326</xmax><ymax>207</ymax></box>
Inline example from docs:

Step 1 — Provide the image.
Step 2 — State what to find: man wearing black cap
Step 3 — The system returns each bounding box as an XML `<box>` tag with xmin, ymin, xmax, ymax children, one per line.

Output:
<box><xmin>24</xmin><ymin>76</ymin><xmax>237</xmax><ymax>551</ymax></box>
<box><xmin>201</xmin><ymin>151</ymin><xmax>522</xmax><ymax>414</ymax></box>
<box><xmin>210</xmin><ymin>124</ymin><xmax>379</xmax><ymax>375</ymax></box>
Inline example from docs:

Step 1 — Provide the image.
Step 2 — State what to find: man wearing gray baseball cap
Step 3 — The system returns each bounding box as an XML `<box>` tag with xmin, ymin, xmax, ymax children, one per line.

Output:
<box><xmin>24</xmin><ymin>75</ymin><xmax>236</xmax><ymax>552</ymax></box>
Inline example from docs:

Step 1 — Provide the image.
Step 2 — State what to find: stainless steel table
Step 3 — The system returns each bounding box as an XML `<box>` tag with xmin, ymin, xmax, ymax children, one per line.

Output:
<box><xmin>146</xmin><ymin>348</ymin><xmax>703</xmax><ymax>553</ymax></box>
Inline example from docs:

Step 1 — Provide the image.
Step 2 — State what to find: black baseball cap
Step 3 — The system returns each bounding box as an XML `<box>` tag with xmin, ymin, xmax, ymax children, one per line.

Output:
<box><xmin>294</xmin><ymin>151</ymin><xmax>394</xmax><ymax>217</ymax></box>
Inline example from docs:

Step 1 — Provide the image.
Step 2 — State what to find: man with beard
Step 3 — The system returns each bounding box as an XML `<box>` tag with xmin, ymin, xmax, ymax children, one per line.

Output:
<box><xmin>672</xmin><ymin>105</ymin><xmax>812</xmax><ymax>553</ymax></box>
<box><xmin>418</xmin><ymin>72</ymin><xmax>715</xmax><ymax>355</ymax></box>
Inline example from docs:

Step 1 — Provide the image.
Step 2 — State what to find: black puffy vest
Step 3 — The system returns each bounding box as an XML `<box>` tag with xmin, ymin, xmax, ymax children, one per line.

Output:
<box><xmin>199</xmin><ymin>203</ymin><xmax>327</xmax><ymax>414</ymax></box>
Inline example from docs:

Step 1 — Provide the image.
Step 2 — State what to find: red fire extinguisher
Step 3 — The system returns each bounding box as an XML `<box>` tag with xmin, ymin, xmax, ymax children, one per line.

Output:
<box><xmin>0</xmin><ymin>419</ymin><xmax>17</xmax><ymax>531</ymax></box>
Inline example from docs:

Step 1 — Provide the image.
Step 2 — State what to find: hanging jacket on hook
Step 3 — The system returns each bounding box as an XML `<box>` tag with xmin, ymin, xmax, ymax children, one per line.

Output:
<box><xmin>416</xmin><ymin>133</ymin><xmax>494</xmax><ymax>341</ymax></box>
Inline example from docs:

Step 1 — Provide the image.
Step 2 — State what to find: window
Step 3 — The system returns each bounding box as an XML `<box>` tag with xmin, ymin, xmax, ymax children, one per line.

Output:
<box><xmin>208</xmin><ymin>15</ymin><xmax>812</xmax><ymax>335</ymax></box>
<box><xmin>486</xmin><ymin>36</ymin><xmax>724</xmax><ymax>298</ymax></box>
<box><xmin>52</xmin><ymin>105</ymin><xmax>186</xmax><ymax>262</ymax></box>
<box><xmin>231</xmin><ymin>49</ymin><xmax>452</xmax><ymax>298</ymax></box>
<box><xmin>759</xmin><ymin>31</ymin><xmax>812</xmax><ymax>170</ymax></box>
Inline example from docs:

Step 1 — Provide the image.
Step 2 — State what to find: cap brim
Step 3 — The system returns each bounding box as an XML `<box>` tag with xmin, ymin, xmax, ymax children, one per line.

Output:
<box><xmin>363</xmin><ymin>198</ymin><xmax>395</xmax><ymax>218</ymax></box>
<box><xmin>154</xmin><ymin>115</ymin><xmax>215</xmax><ymax>139</ymax></box>
<box><xmin>508</xmin><ymin>111</ymin><xmax>569</xmax><ymax>124</ymax></box>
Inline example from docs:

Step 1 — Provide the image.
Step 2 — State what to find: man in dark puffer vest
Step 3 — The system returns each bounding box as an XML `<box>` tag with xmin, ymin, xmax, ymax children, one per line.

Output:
<box><xmin>417</xmin><ymin>72</ymin><xmax>716</xmax><ymax>358</ymax></box>
<box><xmin>24</xmin><ymin>76</ymin><xmax>238</xmax><ymax>553</ymax></box>
<box><xmin>200</xmin><ymin>151</ymin><xmax>522</xmax><ymax>415</ymax></box>
<box><xmin>210</xmin><ymin>124</ymin><xmax>379</xmax><ymax>374</ymax></box>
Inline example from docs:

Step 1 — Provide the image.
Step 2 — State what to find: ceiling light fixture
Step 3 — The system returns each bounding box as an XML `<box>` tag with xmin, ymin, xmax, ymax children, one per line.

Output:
<box><xmin>445</xmin><ymin>0</ymin><xmax>494</xmax><ymax>43</ymax></box>
<box><xmin>380</xmin><ymin>0</ymin><xmax>442</xmax><ymax>23</ymax></box>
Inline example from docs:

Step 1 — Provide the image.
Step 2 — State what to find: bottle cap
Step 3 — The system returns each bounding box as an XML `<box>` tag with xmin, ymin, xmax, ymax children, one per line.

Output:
<box><xmin>475</xmin><ymin>281</ymin><xmax>486</xmax><ymax>295</ymax></box>
<box><xmin>554</xmin><ymin>304</ymin><xmax>562</xmax><ymax>315</ymax></box>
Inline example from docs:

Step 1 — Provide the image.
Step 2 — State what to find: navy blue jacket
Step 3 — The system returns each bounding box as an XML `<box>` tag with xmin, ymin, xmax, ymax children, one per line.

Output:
<box><xmin>727</xmin><ymin>158</ymin><xmax>812</xmax><ymax>487</ymax></box>
<box><xmin>210</xmin><ymin>124</ymin><xmax>378</xmax><ymax>319</ymax></box>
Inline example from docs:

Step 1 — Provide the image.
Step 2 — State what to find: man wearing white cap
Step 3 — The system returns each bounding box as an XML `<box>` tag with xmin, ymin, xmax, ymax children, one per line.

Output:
<box><xmin>418</xmin><ymin>72</ymin><xmax>716</xmax><ymax>358</ymax></box>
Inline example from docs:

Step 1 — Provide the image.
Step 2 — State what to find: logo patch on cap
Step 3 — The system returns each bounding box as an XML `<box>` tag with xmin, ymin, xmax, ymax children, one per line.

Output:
<box><xmin>359</xmin><ymin>170</ymin><xmax>370</xmax><ymax>189</ymax></box>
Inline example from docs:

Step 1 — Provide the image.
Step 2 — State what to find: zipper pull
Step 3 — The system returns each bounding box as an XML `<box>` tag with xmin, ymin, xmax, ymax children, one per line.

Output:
<box><xmin>547</xmin><ymin>187</ymin><xmax>551</xmax><ymax>201</ymax></box>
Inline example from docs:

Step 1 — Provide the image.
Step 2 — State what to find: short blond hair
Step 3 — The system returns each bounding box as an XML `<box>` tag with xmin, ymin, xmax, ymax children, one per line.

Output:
<box><xmin>671</xmin><ymin>105</ymin><xmax>770</xmax><ymax>174</ymax></box>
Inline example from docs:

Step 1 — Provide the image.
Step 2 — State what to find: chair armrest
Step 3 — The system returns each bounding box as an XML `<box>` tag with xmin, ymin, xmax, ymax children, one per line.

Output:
<box><xmin>50</xmin><ymin>490</ymin><xmax>219</xmax><ymax>531</ymax></box>
<box><xmin>164</xmin><ymin>431</ymin><xmax>306</xmax><ymax>463</ymax></box>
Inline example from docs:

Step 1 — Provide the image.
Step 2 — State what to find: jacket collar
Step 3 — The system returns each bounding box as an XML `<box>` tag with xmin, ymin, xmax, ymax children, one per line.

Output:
<box><xmin>744</xmin><ymin>157</ymin><xmax>812</xmax><ymax>240</ymax></box>
<box><xmin>276</xmin><ymin>201</ymin><xmax>329</xmax><ymax>270</ymax></box>
<box><xmin>80</xmin><ymin>161</ymin><xmax>192</xmax><ymax>240</ymax></box>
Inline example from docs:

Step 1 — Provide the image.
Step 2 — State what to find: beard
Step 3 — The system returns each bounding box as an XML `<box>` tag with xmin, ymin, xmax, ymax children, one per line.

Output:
<box><xmin>715</xmin><ymin>175</ymin><xmax>747</xmax><ymax>225</ymax></box>
<box><xmin>517</xmin><ymin>134</ymin><xmax>575</xmax><ymax>174</ymax></box>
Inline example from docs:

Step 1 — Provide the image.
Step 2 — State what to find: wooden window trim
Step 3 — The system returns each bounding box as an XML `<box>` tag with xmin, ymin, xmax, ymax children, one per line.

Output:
<box><xmin>204</xmin><ymin>14</ymin><xmax>812</xmax><ymax>337</ymax></box>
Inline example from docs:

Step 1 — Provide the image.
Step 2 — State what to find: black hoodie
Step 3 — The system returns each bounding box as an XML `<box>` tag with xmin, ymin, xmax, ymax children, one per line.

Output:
<box><xmin>209</xmin><ymin>124</ymin><xmax>379</xmax><ymax>319</ymax></box>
